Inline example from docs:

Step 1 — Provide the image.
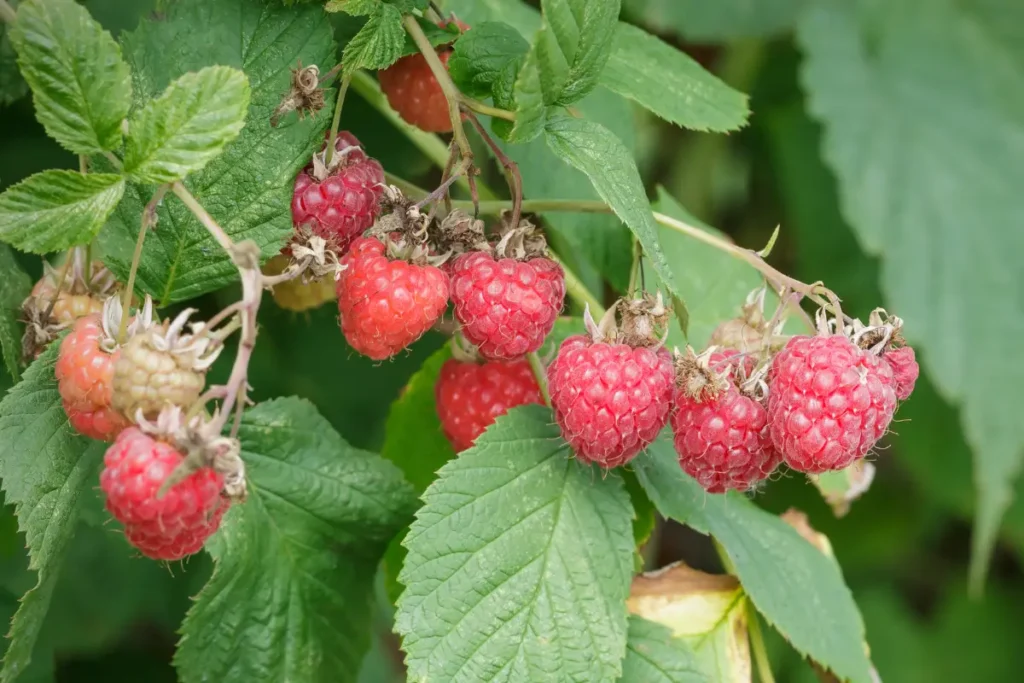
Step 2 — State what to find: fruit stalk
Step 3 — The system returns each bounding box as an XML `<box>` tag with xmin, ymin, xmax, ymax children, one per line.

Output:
<box><xmin>526</xmin><ymin>351</ymin><xmax>551</xmax><ymax>406</ymax></box>
<box><xmin>324</xmin><ymin>73</ymin><xmax>351</xmax><ymax>168</ymax></box>
<box><xmin>119</xmin><ymin>186</ymin><xmax>167</xmax><ymax>343</ymax></box>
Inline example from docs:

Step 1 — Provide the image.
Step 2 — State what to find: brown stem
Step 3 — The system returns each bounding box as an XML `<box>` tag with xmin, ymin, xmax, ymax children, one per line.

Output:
<box><xmin>119</xmin><ymin>185</ymin><xmax>167</xmax><ymax>343</ymax></box>
<box><xmin>414</xmin><ymin>158</ymin><xmax>469</xmax><ymax>210</ymax></box>
<box><xmin>464</xmin><ymin>110</ymin><xmax>521</xmax><ymax>228</ymax></box>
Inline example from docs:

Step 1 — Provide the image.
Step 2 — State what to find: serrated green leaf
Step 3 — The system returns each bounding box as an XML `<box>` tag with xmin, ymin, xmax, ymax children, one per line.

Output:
<box><xmin>0</xmin><ymin>18</ymin><xmax>28</xmax><ymax>107</ymax></box>
<box><xmin>124</xmin><ymin>66</ymin><xmax>250</xmax><ymax>184</ymax></box>
<box><xmin>496</xmin><ymin>39</ymin><xmax>546</xmax><ymax>142</ymax></box>
<box><xmin>448</xmin><ymin>21</ymin><xmax>529</xmax><ymax>100</ymax></box>
<box><xmin>0</xmin><ymin>342</ymin><xmax>106</xmax><ymax>683</ymax></box>
<box><xmin>544</xmin><ymin>116</ymin><xmax>681</xmax><ymax>304</ymax></box>
<box><xmin>98</xmin><ymin>0</ymin><xmax>335</xmax><ymax>303</ymax></box>
<box><xmin>620</xmin><ymin>616</ymin><xmax>709</xmax><ymax>683</ymax></box>
<box><xmin>342</xmin><ymin>3</ymin><xmax>405</xmax><ymax>76</ymax></box>
<box><xmin>9</xmin><ymin>0</ymin><xmax>131</xmax><ymax>154</ymax></box>
<box><xmin>0</xmin><ymin>245</ymin><xmax>30</xmax><ymax>382</ymax></box>
<box><xmin>633</xmin><ymin>436</ymin><xmax>872</xmax><ymax>683</ymax></box>
<box><xmin>600</xmin><ymin>22</ymin><xmax>749</xmax><ymax>133</ymax></box>
<box><xmin>395</xmin><ymin>404</ymin><xmax>635</xmax><ymax>683</ymax></box>
<box><xmin>535</xmin><ymin>0</ymin><xmax>618</xmax><ymax>106</ymax></box>
<box><xmin>444</xmin><ymin>0</ymin><xmax>542</xmax><ymax>37</ymax></box>
<box><xmin>175</xmin><ymin>397</ymin><xmax>416</xmax><ymax>683</ymax></box>
<box><xmin>326</xmin><ymin>0</ymin><xmax>380</xmax><ymax>13</ymax></box>
<box><xmin>622</xmin><ymin>0</ymin><xmax>805</xmax><ymax>41</ymax></box>
<box><xmin>797</xmin><ymin>0</ymin><xmax>1024</xmax><ymax>589</ymax></box>
<box><xmin>0</xmin><ymin>170</ymin><xmax>124</xmax><ymax>254</ymax></box>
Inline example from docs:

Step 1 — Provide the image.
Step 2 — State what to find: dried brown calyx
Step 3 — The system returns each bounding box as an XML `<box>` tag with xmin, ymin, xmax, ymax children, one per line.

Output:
<box><xmin>708</xmin><ymin>286</ymin><xmax>785</xmax><ymax>354</ymax></box>
<box><xmin>583</xmin><ymin>293</ymin><xmax>672</xmax><ymax>349</ymax></box>
<box><xmin>432</xmin><ymin>209</ymin><xmax>490</xmax><ymax>259</ymax></box>
<box><xmin>849</xmin><ymin>307</ymin><xmax>906</xmax><ymax>355</ymax></box>
<box><xmin>271</xmin><ymin>62</ymin><xmax>326</xmax><ymax>127</ymax></box>
<box><xmin>492</xmin><ymin>212</ymin><xmax>549</xmax><ymax>261</ymax></box>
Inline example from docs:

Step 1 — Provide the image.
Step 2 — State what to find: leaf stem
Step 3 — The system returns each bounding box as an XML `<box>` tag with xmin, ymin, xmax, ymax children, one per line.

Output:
<box><xmin>118</xmin><ymin>185</ymin><xmax>167</xmax><ymax>344</ymax></box>
<box><xmin>627</xmin><ymin>239</ymin><xmax>642</xmax><ymax>295</ymax></box>
<box><xmin>460</xmin><ymin>96</ymin><xmax>516</xmax><ymax>121</ymax></box>
<box><xmin>526</xmin><ymin>351</ymin><xmax>550</xmax><ymax>406</ymax></box>
<box><xmin>171</xmin><ymin>182</ymin><xmax>233</xmax><ymax>253</ymax></box>
<box><xmin>324</xmin><ymin>73</ymin><xmax>351</xmax><ymax>167</ymax></box>
<box><xmin>0</xmin><ymin>0</ymin><xmax>15</xmax><ymax>24</ymax></box>
<box><xmin>748</xmin><ymin>604</ymin><xmax>777</xmax><ymax>683</ymax></box>
<box><xmin>463</xmin><ymin>110</ymin><xmax>522</xmax><ymax>227</ymax></box>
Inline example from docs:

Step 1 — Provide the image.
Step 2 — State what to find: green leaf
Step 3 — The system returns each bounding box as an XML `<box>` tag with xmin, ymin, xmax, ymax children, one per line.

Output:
<box><xmin>622</xmin><ymin>0</ymin><xmax>805</xmax><ymax>41</ymax></box>
<box><xmin>620</xmin><ymin>616</ymin><xmax>709</xmax><ymax>683</ymax></box>
<box><xmin>395</xmin><ymin>404</ymin><xmax>635</xmax><ymax>683</ymax></box>
<box><xmin>175</xmin><ymin>397</ymin><xmax>416</xmax><ymax>683</ymax></box>
<box><xmin>124</xmin><ymin>66</ymin><xmax>250</xmax><ymax>184</ymax></box>
<box><xmin>0</xmin><ymin>342</ymin><xmax>105</xmax><ymax>683</ymax></box>
<box><xmin>444</xmin><ymin>0</ymin><xmax>541</xmax><ymax>38</ymax></box>
<box><xmin>0</xmin><ymin>170</ymin><xmax>125</xmax><ymax>253</ymax></box>
<box><xmin>342</xmin><ymin>3</ymin><xmax>405</xmax><ymax>76</ymax></box>
<box><xmin>633</xmin><ymin>436</ymin><xmax>872</xmax><ymax>683</ymax></box>
<box><xmin>797</xmin><ymin>0</ymin><xmax>1024</xmax><ymax>589</ymax></box>
<box><xmin>535</xmin><ymin>0</ymin><xmax>619</xmax><ymax>106</ymax></box>
<box><xmin>600</xmin><ymin>22</ymin><xmax>749</xmax><ymax>133</ymax></box>
<box><xmin>9</xmin><ymin>0</ymin><xmax>131</xmax><ymax>154</ymax></box>
<box><xmin>650</xmin><ymin>188</ymin><xmax>761</xmax><ymax>347</ymax></box>
<box><xmin>98</xmin><ymin>0</ymin><xmax>335</xmax><ymax>304</ymax></box>
<box><xmin>544</xmin><ymin>116</ymin><xmax>681</xmax><ymax>304</ymax></box>
<box><xmin>496</xmin><ymin>39</ymin><xmax>546</xmax><ymax>143</ymax></box>
<box><xmin>0</xmin><ymin>20</ymin><xmax>28</xmax><ymax>106</ymax></box>
<box><xmin>0</xmin><ymin>245</ymin><xmax>30</xmax><ymax>382</ymax></box>
<box><xmin>449</xmin><ymin>21</ymin><xmax>529</xmax><ymax>100</ymax></box>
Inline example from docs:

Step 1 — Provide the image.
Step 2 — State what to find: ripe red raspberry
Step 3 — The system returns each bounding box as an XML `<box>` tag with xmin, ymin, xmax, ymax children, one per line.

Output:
<box><xmin>291</xmin><ymin>131</ymin><xmax>385</xmax><ymax>254</ymax></box>
<box><xmin>548</xmin><ymin>335</ymin><xmax>674</xmax><ymax>468</ymax></box>
<box><xmin>336</xmin><ymin>236</ymin><xmax>449</xmax><ymax>360</ymax></box>
<box><xmin>672</xmin><ymin>351</ymin><xmax>780</xmax><ymax>493</ymax></box>
<box><xmin>435</xmin><ymin>357</ymin><xmax>544</xmax><ymax>452</ymax></box>
<box><xmin>100</xmin><ymin>427</ymin><xmax>226</xmax><ymax>561</ymax></box>
<box><xmin>449</xmin><ymin>251</ymin><xmax>565</xmax><ymax>361</ymax></box>
<box><xmin>883</xmin><ymin>345</ymin><xmax>919</xmax><ymax>401</ymax></box>
<box><xmin>55</xmin><ymin>315</ymin><xmax>130</xmax><ymax>441</ymax></box>
<box><xmin>768</xmin><ymin>335</ymin><xmax>897</xmax><ymax>473</ymax></box>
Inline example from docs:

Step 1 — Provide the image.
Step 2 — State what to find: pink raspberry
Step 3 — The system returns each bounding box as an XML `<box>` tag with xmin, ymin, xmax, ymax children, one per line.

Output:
<box><xmin>768</xmin><ymin>335</ymin><xmax>897</xmax><ymax>473</ymax></box>
<box><xmin>883</xmin><ymin>345</ymin><xmax>919</xmax><ymax>401</ymax></box>
<box><xmin>435</xmin><ymin>358</ymin><xmax>544</xmax><ymax>452</ymax></box>
<box><xmin>291</xmin><ymin>131</ymin><xmax>385</xmax><ymax>254</ymax></box>
<box><xmin>548</xmin><ymin>335</ymin><xmax>674</xmax><ymax>468</ymax></box>
<box><xmin>449</xmin><ymin>251</ymin><xmax>565</xmax><ymax>361</ymax></box>
<box><xmin>55</xmin><ymin>314</ymin><xmax>130</xmax><ymax>441</ymax></box>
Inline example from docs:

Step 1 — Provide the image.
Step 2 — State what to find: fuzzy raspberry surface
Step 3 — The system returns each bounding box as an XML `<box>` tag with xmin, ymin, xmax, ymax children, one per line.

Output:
<box><xmin>379</xmin><ymin>50</ymin><xmax>455</xmax><ymax>133</ymax></box>
<box><xmin>768</xmin><ymin>335</ymin><xmax>897</xmax><ymax>473</ymax></box>
<box><xmin>449</xmin><ymin>252</ymin><xmax>565</xmax><ymax>361</ymax></box>
<box><xmin>672</xmin><ymin>375</ymin><xmax>780</xmax><ymax>494</ymax></box>
<box><xmin>435</xmin><ymin>358</ymin><xmax>544</xmax><ymax>452</ymax></box>
<box><xmin>884</xmin><ymin>345</ymin><xmax>919</xmax><ymax>401</ymax></box>
<box><xmin>55</xmin><ymin>315</ymin><xmax>129</xmax><ymax>441</ymax></box>
<box><xmin>291</xmin><ymin>131</ymin><xmax>385</xmax><ymax>254</ymax></box>
<box><xmin>548</xmin><ymin>335</ymin><xmax>674</xmax><ymax>468</ymax></box>
<box><xmin>101</xmin><ymin>428</ymin><xmax>225</xmax><ymax>561</ymax></box>
<box><xmin>337</xmin><ymin>237</ymin><xmax>449</xmax><ymax>360</ymax></box>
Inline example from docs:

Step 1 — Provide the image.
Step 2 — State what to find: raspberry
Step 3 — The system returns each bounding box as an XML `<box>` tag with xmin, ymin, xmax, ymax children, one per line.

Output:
<box><xmin>263</xmin><ymin>254</ymin><xmax>335</xmax><ymax>312</ymax></box>
<box><xmin>672</xmin><ymin>351</ymin><xmax>780</xmax><ymax>493</ymax></box>
<box><xmin>337</xmin><ymin>236</ymin><xmax>449</xmax><ymax>360</ymax></box>
<box><xmin>111</xmin><ymin>310</ymin><xmax>218</xmax><ymax>420</ymax></box>
<box><xmin>435</xmin><ymin>357</ymin><xmax>544</xmax><ymax>452</ymax></box>
<box><xmin>100</xmin><ymin>427</ymin><xmax>226</xmax><ymax>561</ymax></box>
<box><xmin>883</xmin><ymin>345</ymin><xmax>919</xmax><ymax>401</ymax></box>
<box><xmin>548</xmin><ymin>335</ymin><xmax>674</xmax><ymax>468</ymax></box>
<box><xmin>291</xmin><ymin>131</ymin><xmax>385</xmax><ymax>255</ymax></box>
<box><xmin>768</xmin><ymin>335</ymin><xmax>897</xmax><ymax>473</ymax></box>
<box><xmin>449</xmin><ymin>251</ymin><xmax>565</xmax><ymax>361</ymax></box>
<box><xmin>379</xmin><ymin>49</ymin><xmax>457</xmax><ymax>133</ymax></box>
<box><xmin>55</xmin><ymin>315</ymin><xmax>130</xmax><ymax>441</ymax></box>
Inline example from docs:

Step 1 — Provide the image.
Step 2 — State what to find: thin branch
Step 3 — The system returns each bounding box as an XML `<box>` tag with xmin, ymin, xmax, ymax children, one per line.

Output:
<box><xmin>464</xmin><ymin>110</ymin><xmax>521</xmax><ymax>227</ymax></box>
<box><xmin>748</xmin><ymin>604</ymin><xmax>777</xmax><ymax>683</ymax></box>
<box><xmin>460</xmin><ymin>96</ymin><xmax>516</xmax><ymax>121</ymax></box>
<box><xmin>324</xmin><ymin>73</ymin><xmax>351</xmax><ymax>167</ymax></box>
<box><xmin>118</xmin><ymin>185</ymin><xmax>168</xmax><ymax>343</ymax></box>
<box><xmin>172</xmin><ymin>182</ymin><xmax>233</xmax><ymax>252</ymax></box>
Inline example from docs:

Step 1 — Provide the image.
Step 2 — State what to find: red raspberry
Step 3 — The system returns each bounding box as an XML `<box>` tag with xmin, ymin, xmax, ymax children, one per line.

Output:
<box><xmin>100</xmin><ymin>427</ymin><xmax>226</xmax><ymax>561</ymax></box>
<box><xmin>449</xmin><ymin>251</ymin><xmax>565</xmax><ymax>361</ymax></box>
<box><xmin>55</xmin><ymin>315</ymin><xmax>130</xmax><ymax>441</ymax></box>
<box><xmin>883</xmin><ymin>345</ymin><xmax>919</xmax><ymax>401</ymax></box>
<box><xmin>291</xmin><ymin>131</ymin><xmax>385</xmax><ymax>254</ymax></box>
<box><xmin>336</xmin><ymin>237</ymin><xmax>449</xmax><ymax>360</ymax></box>
<box><xmin>672</xmin><ymin>352</ymin><xmax>780</xmax><ymax>493</ymax></box>
<box><xmin>548</xmin><ymin>335</ymin><xmax>674</xmax><ymax>468</ymax></box>
<box><xmin>768</xmin><ymin>335</ymin><xmax>897</xmax><ymax>473</ymax></box>
<box><xmin>435</xmin><ymin>358</ymin><xmax>544</xmax><ymax>452</ymax></box>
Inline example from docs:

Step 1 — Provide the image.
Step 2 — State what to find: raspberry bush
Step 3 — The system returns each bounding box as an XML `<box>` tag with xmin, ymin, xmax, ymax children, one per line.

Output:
<box><xmin>0</xmin><ymin>0</ymin><xmax>1018</xmax><ymax>681</ymax></box>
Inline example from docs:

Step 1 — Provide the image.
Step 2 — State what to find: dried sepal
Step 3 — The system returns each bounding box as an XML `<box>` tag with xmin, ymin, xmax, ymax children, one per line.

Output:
<box><xmin>271</xmin><ymin>61</ymin><xmax>326</xmax><ymax>127</ymax></box>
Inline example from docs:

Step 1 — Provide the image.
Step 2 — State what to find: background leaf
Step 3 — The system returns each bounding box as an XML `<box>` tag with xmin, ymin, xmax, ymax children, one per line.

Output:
<box><xmin>535</xmin><ymin>0</ymin><xmax>619</xmax><ymax>106</ymax></box>
<box><xmin>395</xmin><ymin>404</ymin><xmax>635</xmax><ymax>683</ymax></box>
<box><xmin>175</xmin><ymin>397</ymin><xmax>416</xmax><ymax>683</ymax></box>
<box><xmin>619</xmin><ymin>616</ymin><xmax>709</xmax><ymax>683</ymax></box>
<box><xmin>621</xmin><ymin>0</ymin><xmax>806</xmax><ymax>41</ymax></box>
<box><xmin>0</xmin><ymin>170</ymin><xmax>124</xmax><ymax>253</ymax></box>
<box><xmin>0</xmin><ymin>245</ymin><xmax>30</xmax><ymax>382</ymax></box>
<box><xmin>124</xmin><ymin>66</ymin><xmax>250</xmax><ymax>184</ymax></box>
<box><xmin>98</xmin><ymin>0</ymin><xmax>335</xmax><ymax>304</ymax></box>
<box><xmin>797</xmin><ymin>0</ymin><xmax>1024</xmax><ymax>587</ymax></box>
<box><xmin>9</xmin><ymin>0</ymin><xmax>131</xmax><ymax>154</ymax></box>
<box><xmin>448</xmin><ymin>21</ymin><xmax>528</xmax><ymax>101</ymax></box>
<box><xmin>342</xmin><ymin>3</ymin><xmax>405</xmax><ymax>76</ymax></box>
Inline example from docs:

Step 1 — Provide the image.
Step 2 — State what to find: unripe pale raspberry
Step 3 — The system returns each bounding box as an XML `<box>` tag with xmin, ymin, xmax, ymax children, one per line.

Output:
<box><xmin>291</xmin><ymin>131</ymin><xmax>385</xmax><ymax>255</ymax></box>
<box><xmin>672</xmin><ymin>351</ymin><xmax>780</xmax><ymax>493</ymax></box>
<box><xmin>337</xmin><ymin>237</ymin><xmax>449</xmax><ymax>360</ymax></box>
<box><xmin>548</xmin><ymin>335</ymin><xmax>675</xmax><ymax>468</ymax></box>
<box><xmin>435</xmin><ymin>358</ymin><xmax>544</xmax><ymax>452</ymax></box>
<box><xmin>768</xmin><ymin>335</ymin><xmax>897</xmax><ymax>474</ymax></box>
<box><xmin>263</xmin><ymin>254</ymin><xmax>335</xmax><ymax>312</ymax></box>
<box><xmin>449</xmin><ymin>251</ymin><xmax>565</xmax><ymax>361</ymax></box>
<box><xmin>883</xmin><ymin>345</ymin><xmax>919</xmax><ymax>401</ymax></box>
<box><xmin>101</xmin><ymin>427</ymin><xmax>226</xmax><ymax>561</ymax></box>
<box><xmin>55</xmin><ymin>315</ymin><xmax>130</xmax><ymax>441</ymax></box>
